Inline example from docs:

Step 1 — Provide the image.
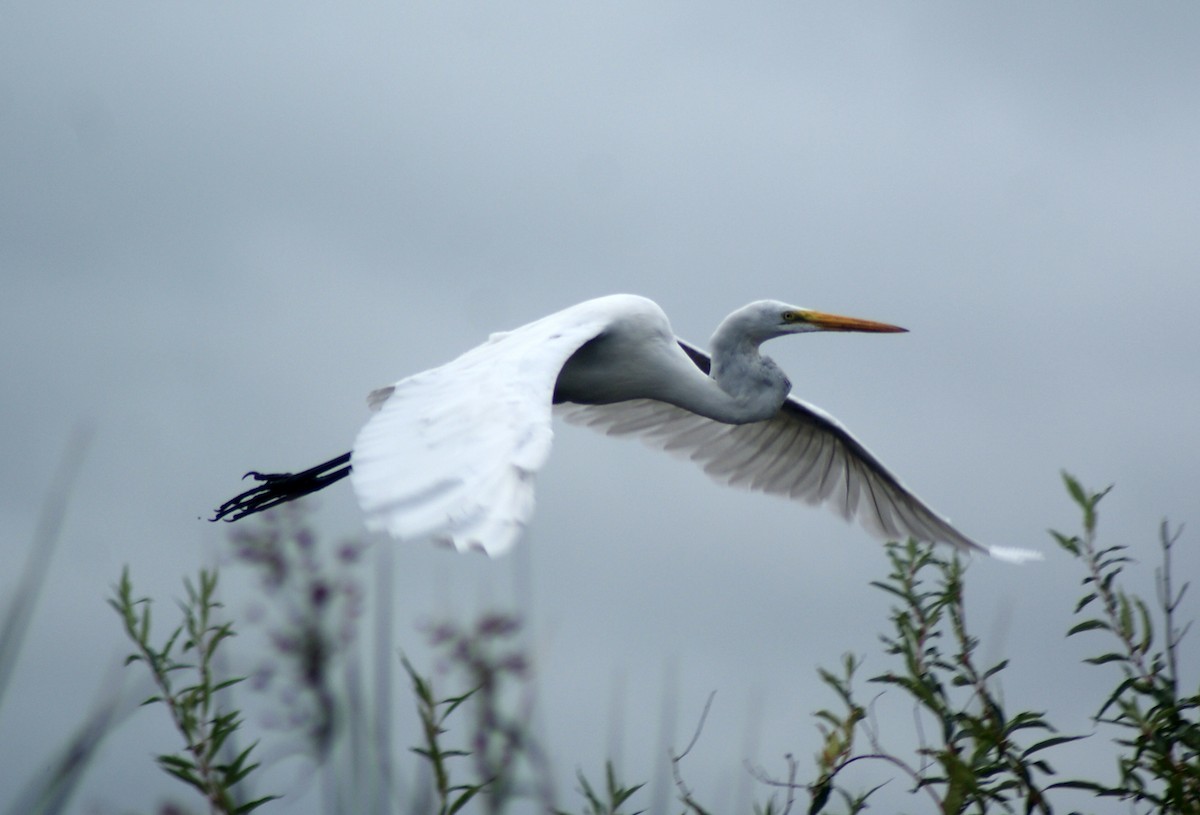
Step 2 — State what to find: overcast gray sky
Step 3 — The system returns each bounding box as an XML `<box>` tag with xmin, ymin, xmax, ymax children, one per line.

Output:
<box><xmin>3</xmin><ymin>2</ymin><xmax>1199</xmax><ymax>812</ymax></box>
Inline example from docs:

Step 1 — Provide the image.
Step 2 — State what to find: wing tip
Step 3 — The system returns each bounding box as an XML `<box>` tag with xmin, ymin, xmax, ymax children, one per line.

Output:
<box><xmin>986</xmin><ymin>545</ymin><xmax>1045</xmax><ymax>564</ymax></box>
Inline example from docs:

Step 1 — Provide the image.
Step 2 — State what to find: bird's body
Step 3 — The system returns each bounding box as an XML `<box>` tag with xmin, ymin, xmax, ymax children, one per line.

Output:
<box><xmin>553</xmin><ymin>297</ymin><xmax>701</xmax><ymax>408</ymax></box>
<box><xmin>216</xmin><ymin>295</ymin><xmax>1038</xmax><ymax>563</ymax></box>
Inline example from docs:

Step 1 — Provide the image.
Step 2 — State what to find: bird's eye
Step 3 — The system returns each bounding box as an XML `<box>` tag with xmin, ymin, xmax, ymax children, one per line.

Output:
<box><xmin>782</xmin><ymin>310</ymin><xmax>803</xmax><ymax>323</ymax></box>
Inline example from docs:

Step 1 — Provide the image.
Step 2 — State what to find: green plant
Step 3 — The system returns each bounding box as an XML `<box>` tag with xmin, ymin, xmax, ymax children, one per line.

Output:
<box><xmin>404</xmin><ymin>613</ymin><xmax>556</xmax><ymax>814</ymax></box>
<box><xmin>403</xmin><ymin>653</ymin><xmax>481</xmax><ymax>815</ymax></box>
<box><xmin>86</xmin><ymin>472</ymin><xmax>1196</xmax><ymax>815</ymax></box>
<box><xmin>110</xmin><ymin>568</ymin><xmax>277</xmax><ymax>815</ymax></box>
<box><xmin>560</xmin><ymin>761</ymin><xmax>645</xmax><ymax>815</ymax></box>
<box><xmin>798</xmin><ymin>539</ymin><xmax>1071</xmax><ymax>814</ymax></box>
<box><xmin>781</xmin><ymin>474</ymin><xmax>1198</xmax><ymax>815</ymax></box>
<box><xmin>402</xmin><ymin>610</ymin><xmax>655</xmax><ymax>815</ymax></box>
<box><xmin>1051</xmin><ymin>473</ymin><xmax>1199</xmax><ymax>811</ymax></box>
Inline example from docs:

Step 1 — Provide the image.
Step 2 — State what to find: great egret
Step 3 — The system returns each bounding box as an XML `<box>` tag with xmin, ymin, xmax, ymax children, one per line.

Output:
<box><xmin>214</xmin><ymin>294</ymin><xmax>1036</xmax><ymax>562</ymax></box>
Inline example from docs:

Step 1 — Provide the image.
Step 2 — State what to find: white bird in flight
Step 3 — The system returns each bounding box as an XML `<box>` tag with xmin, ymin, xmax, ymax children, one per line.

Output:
<box><xmin>214</xmin><ymin>294</ymin><xmax>1037</xmax><ymax>563</ymax></box>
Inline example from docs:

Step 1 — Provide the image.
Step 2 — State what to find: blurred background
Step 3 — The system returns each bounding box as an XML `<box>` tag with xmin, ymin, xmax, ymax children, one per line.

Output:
<box><xmin>2</xmin><ymin>1</ymin><xmax>1198</xmax><ymax>811</ymax></box>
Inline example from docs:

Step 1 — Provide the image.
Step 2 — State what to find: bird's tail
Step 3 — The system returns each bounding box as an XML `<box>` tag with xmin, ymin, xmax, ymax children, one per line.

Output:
<box><xmin>210</xmin><ymin>452</ymin><xmax>352</xmax><ymax>522</ymax></box>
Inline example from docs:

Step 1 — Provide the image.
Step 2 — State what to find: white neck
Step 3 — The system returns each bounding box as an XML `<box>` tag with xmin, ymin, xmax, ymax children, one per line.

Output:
<box><xmin>652</xmin><ymin>323</ymin><xmax>790</xmax><ymax>425</ymax></box>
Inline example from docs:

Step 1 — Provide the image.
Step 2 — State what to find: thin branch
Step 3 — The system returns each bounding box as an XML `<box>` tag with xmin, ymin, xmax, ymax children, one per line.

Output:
<box><xmin>744</xmin><ymin>754</ymin><xmax>799</xmax><ymax>815</ymax></box>
<box><xmin>1155</xmin><ymin>520</ymin><xmax>1188</xmax><ymax>689</ymax></box>
<box><xmin>672</xmin><ymin>691</ymin><xmax>717</xmax><ymax>763</ymax></box>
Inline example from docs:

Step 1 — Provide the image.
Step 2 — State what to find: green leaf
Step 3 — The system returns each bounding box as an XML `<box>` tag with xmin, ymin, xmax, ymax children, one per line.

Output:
<box><xmin>1051</xmin><ymin>531</ymin><xmax>1080</xmax><ymax>555</ymax></box>
<box><xmin>208</xmin><ymin>715</ymin><xmax>239</xmax><ymax>760</ymax></box>
<box><xmin>225</xmin><ymin>759</ymin><xmax>261</xmax><ymax>787</ymax></box>
<box><xmin>1096</xmin><ymin>676</ymin><xmax>1140</xmax><ymax>720</ymax></box>
<box><xmin>156</xmin><ymin>755</ymin><xmax>204</xmax><ymax>793</ymax></box>
<box><xmin>1067</xmin><ymin>619</ymin><xmax>1109</xmax><ymax>636</ymax></box>
<box><xmin>1134</xmin><ymin>597</ymin><xmax>1154</xmax><ymax>654</ymax></box>
<box><xmin>1022</xmin><ymin>734</ymin><xmax>1087</xmax><ymax>757</ymax></box>
<box><xmin>213</xmin><ymin>676</ymin><xmax>245</xmax><ymax>693</ymax></box>
<box><xmin>440</xmin><ymin>687</ymin><xmax>480</xmax><ymax>718</ymax></box>
<box><xmin>1007</xmin><ymin>711</ymin><xmax>1053</xmax><ymax>732</ymax></box>
<box><xmin>235</xmin><ymin>794</ymin><xmax>282</xmax><ymax>815</ymax></box>
<box><xmin>1116</xmin><ymin>593</ymin><xmax>1134</xmax><ymax>639</ymax></box>
<box><xmin>612</xmin><ymin>782</ymin><xmax>645</xmax><ymax>807</ymax></box>
<box><xmin>1062</xmin><ymin>471</ymin><xmax>1089</xmax><ymax>511</ymax></box>
<box><xmin>1061</xmin><ymin>473</ymin><xmax>1112</xmax><ymax>533</ymax></box>
<box><xmin>1047</xmin><ymin>779</ymin><xmax>1119</xmax><ymax>795</ymax></box>
<box><xmin>1084</xmin><ymin>653</ymin><xmax>1127</xmax><ymax>666</ymax></box>
<box><xmin>809</xmin><ymin>777</ymin><xmax>832</xmax><ymax>814</ymax></box>
<box><xmin>449</xmin><ymin>785</ymin><xmax>482</xmax><ymax>814</ymax></box>
<box><xmin>982</xmin><ymin>659</ymin><xmax>1010</xmax><ymax>680</ymax></box>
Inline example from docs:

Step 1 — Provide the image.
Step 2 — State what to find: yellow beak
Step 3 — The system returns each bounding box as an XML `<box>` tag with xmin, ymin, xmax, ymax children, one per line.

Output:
<box><xmin>798</xmin><ymin>309</ymin><xmax>908</xmax><ymax>333</ymax></box>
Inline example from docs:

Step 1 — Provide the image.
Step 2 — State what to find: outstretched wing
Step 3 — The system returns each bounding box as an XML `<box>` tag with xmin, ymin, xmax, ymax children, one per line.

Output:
<box><xmin>559</xmin><ymin>341</ymin><xmax>1035</xmax><ymax>561</ymax></box>
<box><xmin>350</xmin><ymin>299</ymin><xmax>623</xmax><ymax>556</ymax></box>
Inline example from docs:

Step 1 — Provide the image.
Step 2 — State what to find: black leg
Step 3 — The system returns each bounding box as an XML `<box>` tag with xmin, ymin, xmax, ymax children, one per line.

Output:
<box><xmin>210</xmin><ymin>452</ymin><xmax>353</xmax><ymax>522</ymax></box>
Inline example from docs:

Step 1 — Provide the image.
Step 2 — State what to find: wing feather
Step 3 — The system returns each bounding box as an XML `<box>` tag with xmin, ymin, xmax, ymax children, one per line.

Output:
<box><xmin>350</xmin><ymin>299</ymin><xmax>623</xmax><ymax>555</ymax></box>
<box><xmin>558</xmin><ymin>341</ymin><xmax>1023</xmax><ymax>558</ymax></box>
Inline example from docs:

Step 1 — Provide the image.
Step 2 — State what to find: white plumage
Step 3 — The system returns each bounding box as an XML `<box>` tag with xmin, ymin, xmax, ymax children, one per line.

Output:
<box><xmin>351</xmin><ymin>300</ymin><xmax>614</xmax><ymax>554</ymax></box>
<box><xmin>348</xmin><ymin>294</ymin><xmax>1038</xmax><ymax>562</ymax></box>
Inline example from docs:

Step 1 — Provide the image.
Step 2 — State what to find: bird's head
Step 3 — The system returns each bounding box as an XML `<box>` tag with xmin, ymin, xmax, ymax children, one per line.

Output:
<box><xmin>722</xmin><ymin>300</ymin><xmax>908</xmax><ymax>344</ymax></box>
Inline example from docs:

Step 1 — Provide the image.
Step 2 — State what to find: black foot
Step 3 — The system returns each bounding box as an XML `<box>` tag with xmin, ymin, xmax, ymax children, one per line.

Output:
<box><xmin>211</xmin><ymin>452</ymin><xmax>353</xmax><ymax>522</ymax></box>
